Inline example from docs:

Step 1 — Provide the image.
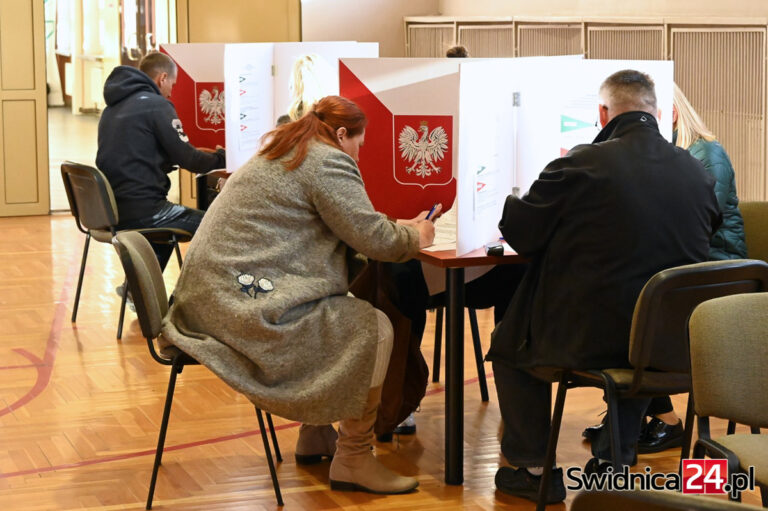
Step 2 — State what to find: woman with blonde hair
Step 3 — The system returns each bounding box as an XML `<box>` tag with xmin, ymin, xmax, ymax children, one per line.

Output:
<box><xmin>671</xmin><ymin>83</ymin><xmax>747</xmax><ymax>260</ymax></box>
<box><xmin>162</xmin><ymin>96</ymin><xmax>435</xmax><ymax>494</ymax></box>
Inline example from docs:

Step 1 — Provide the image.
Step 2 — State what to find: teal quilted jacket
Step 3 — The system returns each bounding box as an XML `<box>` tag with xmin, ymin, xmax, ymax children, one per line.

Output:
<box><xmin>688</xmin><ymin>138</ymin><xmax>747</xmax><ymax>260</ymax></box>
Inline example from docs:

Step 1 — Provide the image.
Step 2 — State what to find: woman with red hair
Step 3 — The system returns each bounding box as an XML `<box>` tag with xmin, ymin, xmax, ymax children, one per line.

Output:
<box><xmin>162</xmin><ymin>96</ymin><xmax>434</xmax><ymax>494</ymax></box>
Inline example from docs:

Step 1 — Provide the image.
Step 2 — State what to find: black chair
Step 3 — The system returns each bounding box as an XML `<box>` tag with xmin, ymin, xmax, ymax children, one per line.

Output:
<box><xmin>535</xmin><ymin>259</ymin><xmax>768</xmax><ymax>511</ymax></box>
<box><xmin>431</xmin><ymin>305</ymin><xmax>489</xmax><ymax>402</ymax></box>
<box><xmin>61</xmin><ymin>161</ymin><xmax>191</xmax><ymax>339</ymax></box>
<box><xmin>112</xmin><ymin>231</ymin><xmax>283</xmax><ymax>509</ymax></box>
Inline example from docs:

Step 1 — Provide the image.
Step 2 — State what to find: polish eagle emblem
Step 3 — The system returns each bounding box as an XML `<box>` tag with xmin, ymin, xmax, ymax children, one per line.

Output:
<box><xmin>398</xmin><ymin>122</ymin><xmax>449</xmax><ymax>178</ymax></box>
<box><xmin>198</xmin><ymin>87</ymin><xmax>225</xmax><ymax>125</ymax></box>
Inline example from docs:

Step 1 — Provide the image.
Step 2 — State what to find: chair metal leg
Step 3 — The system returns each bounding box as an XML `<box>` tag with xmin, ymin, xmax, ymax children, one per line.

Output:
<box><xmin>758</xmin><ymin>483</ymin><xmax>767</xmax><ymax>507</ymax></box>
<box><xmin>117</xmin><ymin>279</ymin><xmax>128</xmax><ymax>340</ymax></box>
<box><xmin>602</xmin><ymin>377</ymin><xmax>622</xmax><ymax>472</ymax></box>
<box><xmin>72</xmin><ymin>233</ymin><xmax>91</xmax><ymax>323</ymax></box>
<box><xmin>751</xmin><ymin>426</ymin><xmax>761</xmax><ymax>434</ymax></box>
<box><xmin>173</xmin><ymin>237</ymin><xmax>183</xmax><ymax>269</ymax></box>
<box><xmin>266</xmin><ymin>413</ymin><xmax>282</xmax><ymax>463</ymax></box>
<box><xmin>255</xmin><ymin>408</ymin><xmax>284</xmax><ymax>506</ymax></box>
<box><xmin>432</xmin><ymin>307</ymin><xmax>443</xmax><ymax>382</ymax></box>
<box><xmin>146</xmin><ymin>361</ymin><xmax>182</xmax><ymax>510</ymax></box>
<box><xmin>680</xmin><ymin>393</ymin><xmax>696</xmax><ymax>471</ymax></box>
<box><xmin>536</xmin><ymin>373</ymin><xmax>568</xmax><ymax>511</ymax></box>
<box><xmin>468</xmin><ymin>308</ymin><xmax>489</xmax><ymax>402</ymax></box>
<box><xmin>727</xmin><ymin>421</ymin><xmax>736</xmax><ymax>435</ymax></box>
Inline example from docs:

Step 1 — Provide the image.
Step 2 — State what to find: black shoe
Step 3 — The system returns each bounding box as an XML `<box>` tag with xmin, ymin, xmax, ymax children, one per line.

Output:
<box><xmin>393</xmin><ymin>413</ymin><xmax>416</xmax><ymax>435</ymax></box>
<box><xmin>582</xmin><ymin>421</ymin><xmax>605</xmax><ymax>443</ymax></box>
<box><xmin>584</xmin><ymin>457</ymin><xmax>613</xmax><ymax>475</ymax></box>
<box><xmin>495</xmin><ymin>467</ymin><xmax>566</xmax><ymax>504</ymax></box>
<box><xmin>376</xmin><ymin>432</ymin><xmax>393</xmax><ymax>442</ymax></box>
<box><xmin>637</xmin><ymin>417</ymin><xmax>683</xmax><ymax>453</ymax></box>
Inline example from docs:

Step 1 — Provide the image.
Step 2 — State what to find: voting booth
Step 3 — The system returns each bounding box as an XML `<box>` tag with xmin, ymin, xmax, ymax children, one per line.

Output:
<box><xmin>339</xmin><ymin>57</ymin><xmax>673</xmax><ymax>255</ymax></box>
<box><xmin>160</xmin><ymin>41</ymin><xmax>378</xmax><ymax>207</ymax></box>
<box><xmin>222</xmin><ymin>42</ymin><xmax>378</xmax><ymax>172</ymax></box>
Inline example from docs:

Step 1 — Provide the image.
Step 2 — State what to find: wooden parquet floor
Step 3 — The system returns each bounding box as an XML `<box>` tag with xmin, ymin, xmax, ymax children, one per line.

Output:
<box><xmin>0</xmin><ymin>214</ymin><xmax>762</xmax><ymax>510</ymax></box>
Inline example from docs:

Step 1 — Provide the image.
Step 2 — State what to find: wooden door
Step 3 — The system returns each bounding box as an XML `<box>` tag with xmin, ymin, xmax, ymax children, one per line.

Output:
<box><xmin>0</xmin><ymin>0</ymin><xmax>49</xmax><ymax>216</ymax></box>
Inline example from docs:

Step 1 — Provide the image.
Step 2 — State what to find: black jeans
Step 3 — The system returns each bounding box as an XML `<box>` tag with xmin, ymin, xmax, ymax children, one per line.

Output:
<box><xmin>493</xmin><ymin>362</ymin><xmax>650</xmax><ymax>467</ymax></box>
<box><xmin>117</xmin><ymin>201</ymin><xmax>204</xmax><ymax>270</ymax></box>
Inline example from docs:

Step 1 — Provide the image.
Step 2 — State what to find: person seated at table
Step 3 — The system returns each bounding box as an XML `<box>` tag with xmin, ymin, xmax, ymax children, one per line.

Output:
<box><xmin>96</xmin><ymin>51</ymin><xmax>226</xmax><ymax>271</ymax></box>
<box><xmin>161</xmin><ymin>96</ymin><xmax>436</xmax><ymax>495</ymax></box>
<box><xmin>375</xmin><ymin>250</ymin><xmax>526</xmax><ymax>441</ymax></box>
<box><xmin>487</xmin><ymin>69</ymin><xmax>721</xmax><ymax>504</ymax></box>
<box><xmin>581</xmin><ymin>82</ymin><xmax>749</xmax><ymax>454</ymax></box>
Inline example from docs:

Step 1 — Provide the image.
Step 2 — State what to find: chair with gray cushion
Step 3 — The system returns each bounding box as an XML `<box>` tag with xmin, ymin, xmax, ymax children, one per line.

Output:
<box><xmin>112</xmin><ymin>231</ymin><xmax>283</xmax><ymax>509</ymax></box>
<box><xmin>689</xmin><ymin>292</ymin><xmax>768</xmax><ymax>506</ymax></box>
<box><xmin>572</xmin><ymin>489</ymin><xmax>765</xmax><ymax>511</ymax></box>
<box><xmin>61</xmin><ymin>161</ymin><xmax>191</xmax><ymax>339</ymax></box>
<box><xmin>536</xmin><ymin>259</ymin><xmax>768</xmax><ymax>511</ymax></box>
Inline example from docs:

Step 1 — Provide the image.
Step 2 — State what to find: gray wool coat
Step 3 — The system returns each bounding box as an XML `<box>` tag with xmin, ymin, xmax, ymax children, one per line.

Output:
<box><xmin>161</xmin><ymin>142</ymin><xmax>419</xmax><ymax>424</ymax></box>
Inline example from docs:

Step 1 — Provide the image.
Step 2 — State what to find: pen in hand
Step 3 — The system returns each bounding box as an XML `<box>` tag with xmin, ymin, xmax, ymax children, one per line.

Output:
<box><xmin>425</xmin><ymin>203</ymin><xmax>439</xmax><ymax>221</ymax></box>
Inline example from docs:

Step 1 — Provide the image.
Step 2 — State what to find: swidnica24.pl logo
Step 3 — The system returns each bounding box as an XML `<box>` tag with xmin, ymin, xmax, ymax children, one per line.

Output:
<box><xmin>565</xmin><ymin>459</ymin><xmax>755</xmax><ymax>499</ymax></box>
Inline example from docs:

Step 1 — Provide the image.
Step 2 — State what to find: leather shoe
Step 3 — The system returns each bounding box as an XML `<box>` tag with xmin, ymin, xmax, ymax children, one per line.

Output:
<box><xmin>638</xmin><ymin>417</ymin><xmax>683</xmax><ymax>453</ymax></box>
<box><xmin>495</xmin><ymin>467</ymin><xmax>566</xmax><ymax>504</ymax></box>
<box><xmin>584</xmin><ymin>457</ymin><xmax>613</xmax><ymax>475</ymax></box>
<box><xmin>582</xmin><ymin>420</ymin><xmax>605</xmax><ymax>442</ymax></box>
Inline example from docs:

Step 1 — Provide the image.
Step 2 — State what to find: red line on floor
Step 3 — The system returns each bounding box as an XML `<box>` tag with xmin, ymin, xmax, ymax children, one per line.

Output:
<box><xmin>0</xmin><ymin>373</ymin><xmax>493</xmax><ymax>479</ymax></box>
<box><xmin>0</xmin><ymin>246</ymin><xmax>78</xmax><ymax>418</ymax></box>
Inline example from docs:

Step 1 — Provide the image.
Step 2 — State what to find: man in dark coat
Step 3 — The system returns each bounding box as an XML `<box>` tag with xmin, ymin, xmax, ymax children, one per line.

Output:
<box><xmin>96</xmin><ymin>52</ymin><xmax>225</xmax><ymax>270</ymax></box>
<box><xmin>487</xmin><ymin>69</ymin><xmax>721</xmax><ymax>503</ymax></box>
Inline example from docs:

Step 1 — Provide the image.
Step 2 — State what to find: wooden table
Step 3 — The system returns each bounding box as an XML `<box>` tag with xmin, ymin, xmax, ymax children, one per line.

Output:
<box><xmin>416</xmin><ymin>246</ymin><xmax>526</xmax><ymax>485</ymax></box>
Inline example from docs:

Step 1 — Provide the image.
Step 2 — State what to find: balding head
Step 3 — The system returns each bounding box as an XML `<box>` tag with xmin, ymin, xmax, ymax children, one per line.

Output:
<box><xmin>598</xmin><ymin>69</ymin><xmax>657</xmax><ymax>126</ymax></box>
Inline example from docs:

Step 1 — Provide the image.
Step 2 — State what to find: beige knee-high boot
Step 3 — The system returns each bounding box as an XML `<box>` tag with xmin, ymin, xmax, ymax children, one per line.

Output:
<box><xmin>295</xmin><ymin>424</ymin><xmax>338</xmax><ymax>464</ymax></box>
<box><xmin>329</xmin><ymin>385</ymin><xmax>418</xmax><ymax>494</ymax></box>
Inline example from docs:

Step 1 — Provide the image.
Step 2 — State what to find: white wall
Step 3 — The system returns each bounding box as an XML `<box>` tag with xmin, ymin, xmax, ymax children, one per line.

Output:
<box><xmin>438</xmin><ymin>0</ymin><xmax>768</xmax><ymax>18</ymax></box>
<box><xmin>301</xmin><ymin>0</ymin><xmax>440</xmax><ymax>57</ymax></box>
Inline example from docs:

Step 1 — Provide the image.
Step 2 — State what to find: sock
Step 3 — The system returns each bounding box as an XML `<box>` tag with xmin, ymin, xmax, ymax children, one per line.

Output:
<box><xmin>526</xmin><ymin>466</ymin><xmax>544</xmax><ymax>476</ymax></box>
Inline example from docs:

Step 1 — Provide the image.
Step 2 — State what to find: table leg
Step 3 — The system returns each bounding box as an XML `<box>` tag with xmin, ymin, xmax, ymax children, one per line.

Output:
<box><xmin>445</xmin><ymin>267</ymin><xmax>465</xmax><ymax>485</ymax></box>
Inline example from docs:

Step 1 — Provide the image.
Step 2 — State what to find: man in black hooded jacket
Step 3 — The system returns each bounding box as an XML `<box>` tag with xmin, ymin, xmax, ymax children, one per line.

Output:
<box><xmin>96</xmin><ymin>51</ymin><xmax>225</xmax><ymax>269</ymax></box>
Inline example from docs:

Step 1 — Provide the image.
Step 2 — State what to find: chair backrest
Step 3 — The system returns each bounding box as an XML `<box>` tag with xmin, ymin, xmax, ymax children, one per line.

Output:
<box><xmin>739</xmin><ymin>201</ymin><xmax>768</xmax><ymax>262</ymax></box>
<box><xmin>112</xmin><ymin>231</ymin><xmax>169</xmax><ymax>340</ymax></box>
<box><xmin>689</xmin><ymin>292</ymin><xmax>768</xmax><ymax>428</ymax></box>
<box><xmin>628</xmin><ymin>259</ymin><xmax>768</xmax><ymax>373</ymax></box>
<box><xmin>571</xmin><ymin>489</ymin><xmax>763</xmax><ymax>510</ymax></box>
<box><xmin>60</xmin><ymin>161</ymin><xmax>119</xmax><ymax>232</ymax></box>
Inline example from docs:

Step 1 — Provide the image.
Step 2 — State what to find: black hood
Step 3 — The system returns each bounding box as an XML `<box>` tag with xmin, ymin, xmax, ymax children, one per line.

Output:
<box><xmin>103</xmin><ymin>65</ymin><xmax>161</xmax><ymax>106</ymax></box>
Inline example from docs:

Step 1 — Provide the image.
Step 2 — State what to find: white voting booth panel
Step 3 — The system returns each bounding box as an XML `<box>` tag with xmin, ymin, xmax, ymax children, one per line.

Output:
<box><xmin>223</xmin><ymin>42</ymin><xmax>378</xmax><ymax>172</ymax></box>
<box><xmin>456</xmin><ymin>58</ymin><xmax>673</xmax><ymax>256</ymax></box>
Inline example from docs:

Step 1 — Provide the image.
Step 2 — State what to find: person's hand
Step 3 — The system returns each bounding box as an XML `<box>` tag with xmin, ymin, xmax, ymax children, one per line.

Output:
<box><xmin>414</xmin><ymin>219</ymin><xmax>436</xmax><ymax>248</ymax></box>
<box><xmin>216</xmin><ymin>176</ymin><xmax>228</xmax><ymax>192</ymax></box>
<box><xmin>416</xmin><ymin>203</ymin><xmax>442</xmax><ymax>222</ymax></box>
<box><xmin>397</xmin><ymin>203</ymin><xmax>443</xmax><ymax>227</ymax></box>
<box><xmin>197</xmin><ymin>146</ymin><xmax>216</xmax><ymax>153</ymax></box>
